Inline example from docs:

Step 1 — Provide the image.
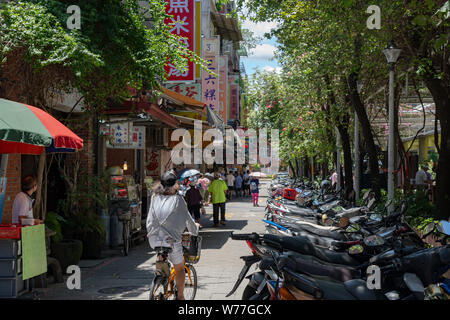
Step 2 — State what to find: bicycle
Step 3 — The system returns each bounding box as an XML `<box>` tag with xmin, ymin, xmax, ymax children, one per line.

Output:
<box><xmin>149</xmin><ymin>234</ymin><xmax>202</xmax><ymax>300</ymax></box>
<box><xmin>118</xmin><ymin>209</ymin><xmax>132</xmax><ymax>256</ymax></box>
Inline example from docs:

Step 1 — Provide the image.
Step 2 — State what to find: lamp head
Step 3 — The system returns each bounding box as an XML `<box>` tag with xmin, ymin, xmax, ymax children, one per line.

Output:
<box><xmin>383</xmin><ymin>40</ymin><xmax>402</xmax><ymax>64</ymax></box>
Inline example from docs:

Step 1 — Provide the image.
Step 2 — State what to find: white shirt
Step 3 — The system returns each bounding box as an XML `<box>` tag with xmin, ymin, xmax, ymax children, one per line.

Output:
<box><xmin>146</xmin><ymin>194</ymin><xmax>198</xmax><ymax>248</ymax></box>
<box><xmin>226</xmin><ymin>174</ymin><xmax>235</xmax><ymax>187</ymax></box>
<box><xmin>415</xmin><ymin>170</ymin><xmax>428</xmax><ymax>185</ymax></box>
<box><xmin>11</xmin><ymin>192</ymin><xmax>34</xmax><ymax>224</ymax></box>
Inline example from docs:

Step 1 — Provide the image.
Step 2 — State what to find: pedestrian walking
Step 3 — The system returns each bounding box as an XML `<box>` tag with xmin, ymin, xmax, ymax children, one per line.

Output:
<box><xmin>250</xmin><ymin>177</ymin><xmax>260</xmax><ymax>207</ymax></box>
<box><xmin>207</xmin><ymin>172</ymin><xmax>228</xmax><ymax>227</ymax></box>
<box><xmin>226</xmin><ymin>171</ymin><xmax>235</xmax><ymax>200</ymax></box>
<box><xmin>243</xmin><ymin>170</ymin><xmax>251</xmax><ymax>197</ymax></box>
<box><xmin>185</xmin><ymin>180</ymin><xmax>203</xmax><ymax>229</ymax></box>
<box><xmin>235</xmin><ymin>172</ymin><xmax>243</xmax><ymax>198</ymax></box>
<box><xmin>197</xmin><ymin>174</ymin><xmax>207</xmax><ymax>200</ymax></box>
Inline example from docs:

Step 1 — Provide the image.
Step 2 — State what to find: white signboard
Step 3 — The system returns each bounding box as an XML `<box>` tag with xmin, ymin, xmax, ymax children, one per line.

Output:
<box><xmin>100</xmin><ymin>123</ymin><xmax>145</xmax><ymax>149</ymax></box>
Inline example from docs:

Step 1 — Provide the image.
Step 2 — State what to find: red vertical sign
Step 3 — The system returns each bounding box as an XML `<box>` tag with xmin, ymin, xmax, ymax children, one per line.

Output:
<box><xmin>229</xmin><ymin>75</ymin><xmax>239</xmax><ymax>120</ymax></box>
<box><xmin>219</xmin><ymin>55</ymin><xmax>228</xmax><ymax>122</ymax></box>
<box><xmin>164</xmin><ymin>0</ymin><xmax>195</xmax><ymax>82</ymax></box>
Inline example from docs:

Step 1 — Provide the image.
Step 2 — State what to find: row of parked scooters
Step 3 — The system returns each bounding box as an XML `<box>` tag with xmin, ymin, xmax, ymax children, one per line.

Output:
<box><xmin>227</xmin><ymin>176</ymin><xmax>450</xmax><ymax>300</ymax></box>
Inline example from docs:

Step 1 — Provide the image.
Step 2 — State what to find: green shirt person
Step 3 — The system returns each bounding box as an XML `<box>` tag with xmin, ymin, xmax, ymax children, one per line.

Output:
<box><xmin>207</xmin><ymin>172</ymin><xmax>228</xmax><ymax>227</ymax></box>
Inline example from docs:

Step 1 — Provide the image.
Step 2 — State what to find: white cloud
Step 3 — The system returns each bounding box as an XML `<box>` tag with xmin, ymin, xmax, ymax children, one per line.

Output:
<box><xmin>248</xmin><ymin>43</ymin><xmax>277</xmax><ymax>60</ymax></box>
<box><xmin>262</xmin><ymin>66</ymin><xmax>282</xmax><ymax>73</ymax></box>
<box><xmin>241</xmin><ymin>19</ymin><xmax>278</xmax><ymax>38</ymax></box>
<box><xmin>240</xmin><ymin>0</ymin><xmax>278</xmax><ymax>38</ymax></box>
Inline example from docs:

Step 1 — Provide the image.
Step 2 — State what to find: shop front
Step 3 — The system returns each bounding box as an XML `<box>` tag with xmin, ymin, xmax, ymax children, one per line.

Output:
<box><xmin>0</xmin><ymin>98</ymin><xmax>83</xmax><ymax>298</ymax></box>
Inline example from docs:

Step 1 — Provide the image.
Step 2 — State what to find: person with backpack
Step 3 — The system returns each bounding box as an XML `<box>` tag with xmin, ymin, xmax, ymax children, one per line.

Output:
<box><xmin>250</xmin><ymin>177</ymin><xmax>260</xmax><ymax>207</ymax></box>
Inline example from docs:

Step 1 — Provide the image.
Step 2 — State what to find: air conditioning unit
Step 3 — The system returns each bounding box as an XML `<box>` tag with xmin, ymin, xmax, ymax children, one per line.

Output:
<box><xmin>154</xmin><ymin>128</ymin><xmax>169</xmax><ymax>147</ymax></box>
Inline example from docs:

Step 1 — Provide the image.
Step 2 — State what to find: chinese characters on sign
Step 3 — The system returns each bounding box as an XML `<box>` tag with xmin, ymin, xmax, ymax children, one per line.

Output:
<box><xmin>100</xmin><ymin>123</ymin><xmax>145</xmax><ymax>149</ymax></box>
<box><xmin>229</xmin><ymin>75</ymin><xmax>240</xmax><ymax>120</ymax></box>
<box><xmin>202</xmin><ymin>37</ymin><xmax>220</xmax><ymax>113</ymax></box>
<box><xmin>145</xmin><ymin>148</ymin><xmax>161</xmax><ymax>178</ymax></box>
<box><xmin>219</xmin><ymin>55</ymin><xmax>228</xmax><ymax>122</ymax></box>
<box><xmin>164</xmin><ymin>0</ymin><xmax>195</xmax><ymax>82</ymax></box>
<box><xmin>170</xmin><ymin>83</ymin><xmax>202</xmax><ymax>101</ymax></box>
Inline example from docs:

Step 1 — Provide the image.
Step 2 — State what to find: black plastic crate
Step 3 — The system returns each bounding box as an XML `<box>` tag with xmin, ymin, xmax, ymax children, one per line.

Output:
<box><xmin>0</xmin><ymin>240</ymin><xmax>21</xmax><ymax>259</ymax></box>
<box><xmin>0</xmin><ymin>274</ymin><xmax>28</xmax><ymax>298</ymax></box>
<box><xmin>0</xmin><ymin>258</ymin><xmax>21</xmax><ymax>278</ymax></box>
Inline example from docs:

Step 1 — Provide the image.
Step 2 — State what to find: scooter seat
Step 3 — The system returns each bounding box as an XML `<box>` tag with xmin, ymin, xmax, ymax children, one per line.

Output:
<box><xmin>335</xmin><ymin>207</ymin><xmax>362</xmax><ymax>219</ymax></box>
<box><xmin>284</xmin><ymin>256</ymin><xmax>360</xmax><ymax>282</ymax></box>
<box><xmin>343</xmin><ymin>279</ymin><xmax>386</xmax><ymax>300</ymax></box>
<box><xmin>263</xmin><ymin>234</ymin><xmax>360</xmax><ymax>266</ymax></box>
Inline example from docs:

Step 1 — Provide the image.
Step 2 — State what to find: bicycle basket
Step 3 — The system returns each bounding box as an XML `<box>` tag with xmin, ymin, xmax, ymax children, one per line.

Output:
<box><xmin>182</xmin><ymin>234</ymin><xmax>202</xmax><ymax>264</ymax></box>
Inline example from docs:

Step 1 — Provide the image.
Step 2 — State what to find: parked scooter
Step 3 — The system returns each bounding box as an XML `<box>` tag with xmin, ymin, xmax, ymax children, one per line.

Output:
<box><xmin>227</xmin><ymin>221</ymin><xmax>449</xmax><ymax>300</ymax></box>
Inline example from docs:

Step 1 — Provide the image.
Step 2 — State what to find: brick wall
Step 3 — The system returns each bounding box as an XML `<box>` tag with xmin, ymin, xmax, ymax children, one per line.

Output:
<box><xmin>68</xmin><ymin>115</ymin><xmax>95</xmax><ymax>176</ymax></box>
<box><xmin>1</xmin><ymin>154</ymin><xmax>21</xmax><ymax>224</ymax></box>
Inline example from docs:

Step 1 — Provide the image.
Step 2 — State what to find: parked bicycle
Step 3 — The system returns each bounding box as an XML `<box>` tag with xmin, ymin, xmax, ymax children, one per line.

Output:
<box><xmin>149</xmin><ymin>233</ymin><xmax>202</xmax><ymax>300</ymax></box>
<box><xmin>117</xmin><ymin>208</ymin><xmax>132</xmax><ymax>256</ymax></box>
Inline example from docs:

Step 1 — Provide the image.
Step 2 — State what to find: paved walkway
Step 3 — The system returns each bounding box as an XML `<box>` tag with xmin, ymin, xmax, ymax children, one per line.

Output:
<box><xmin>32</xmin><ymin>181</ymin><xmax>269</xmax><ymax>300</ymax></box>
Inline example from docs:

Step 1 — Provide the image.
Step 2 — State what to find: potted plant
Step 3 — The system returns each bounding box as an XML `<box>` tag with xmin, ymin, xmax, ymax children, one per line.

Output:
<box><xmin>56</xmin><ymin>157</ymin><xmax>109</xmax><ymax>259</ymax></box>
<box><xmin>45</xmin><ymin>211</ymin><xmax>83</xmax><ymax>273</ymax></box>
<box><xmin>64</xmin><ymin>211</ymin><xmax>106</xmax><ymax>259</ymax></box>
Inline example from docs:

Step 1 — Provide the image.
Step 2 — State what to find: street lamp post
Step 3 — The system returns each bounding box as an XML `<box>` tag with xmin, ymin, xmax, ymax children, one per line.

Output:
<box><xmin>336</xmin><ymin>127</ymin><xmax>342</xmax><ymax>192</ymax></box>
<box><xmin>383</xmin><ymin>40</ymin><xmax>402</xmax><ymax>214</ymax></box>
<box><xmin>354</xmin><ymin>81</ymin><xmax>363</xmax><ymax>202</ymax></box>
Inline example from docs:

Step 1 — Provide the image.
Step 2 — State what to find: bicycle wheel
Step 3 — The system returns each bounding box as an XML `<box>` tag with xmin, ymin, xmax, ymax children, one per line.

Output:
<box><xmin>149</xmin><ymin>275</ymin><xmax>168</xmax><ymax>300</ymax></box>
<box><xmin>183</xmin><ymin>264</ymin><xmax>198</xmax><ymax>300</ymax></box>
<box><xmin>123</xmin><ymin>221</ymin><xmax>130</xmax><ymax>256</ymax></box>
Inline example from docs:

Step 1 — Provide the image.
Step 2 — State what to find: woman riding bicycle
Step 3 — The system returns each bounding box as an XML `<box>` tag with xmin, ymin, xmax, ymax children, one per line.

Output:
<box><xmin>146</xmin><ymin>171</ymin><xmax>199</xmax><ymax>300</ymax></box>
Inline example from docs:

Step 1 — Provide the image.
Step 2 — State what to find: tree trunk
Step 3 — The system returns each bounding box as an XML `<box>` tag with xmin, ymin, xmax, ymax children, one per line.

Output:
<box><xmin>336</xmin><ymin>123</ymin><xmax>354</xmax><ymax>198</ymax></box>
<box><xmin>425</xmin><ymin>78</ymin><xmax>450</xmax><ymax>220</ymax></box>
<box><xmin>288</xmin><ymin>160</ymin><xmax>297</xmax><ymax>178</ymax></box>
<box><xmin>347</xmin><ymin>73</ymin><xmax>381</xmax><ymax>199</ymax></box>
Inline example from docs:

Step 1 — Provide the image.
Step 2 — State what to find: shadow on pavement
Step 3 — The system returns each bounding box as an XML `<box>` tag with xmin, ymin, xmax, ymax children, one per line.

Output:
<box><xmin>200</xmin><ymin>230</ymin><xmax>232</xmax><ymax>250</ymax></box>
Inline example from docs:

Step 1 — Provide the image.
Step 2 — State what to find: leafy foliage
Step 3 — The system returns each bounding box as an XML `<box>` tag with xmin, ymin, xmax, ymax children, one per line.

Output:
<box><xmin>0</xmin><ymin>0</ymin><xmax>207</xmax><ymax>108</ymax></box>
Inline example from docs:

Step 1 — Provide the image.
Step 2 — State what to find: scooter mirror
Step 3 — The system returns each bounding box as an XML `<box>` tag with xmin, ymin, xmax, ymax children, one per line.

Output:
<box><xmin>422</xmin><ymin>222</ymin><xmax>436</xmax><ymax>238</ymax></box>
<box><xmin>363</xmin><ymin>234</ymin><xmax>385</xmax><ymax>247</ymax></box>
<box><xmin>384</xmin><ymin>199</ymin><xmax>393</xmax><ymax>209</ymax></box>
<box><xmin>367</xmin><ymin>198</ymin><xmax>376</xmax><ymax>210</ymax></box>
<box><xmin>403</xmin><ymin>273</ymin><xmax>425</xmax><ymax>300</ymax></box>
<box><xmin>436</xmin><ymin>220</ymin><xmax>450</xmax><ymax>236</ymax></box>
<box><xmin>348</xmin><ymin>244</ymin><xmax>364</xmax><ymax>255</ymax></box>
<box><xmin>362</xmin><ymin>190</ymin><xmax>370</xmax><ymax>201</ymax></box>
<box><xmin>369</xmin><ymin>214</ymin><xmax>383</xmax><ymax>222</ymax></box>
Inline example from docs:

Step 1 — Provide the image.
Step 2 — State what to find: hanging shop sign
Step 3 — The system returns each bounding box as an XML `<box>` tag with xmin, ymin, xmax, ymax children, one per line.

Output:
<box><xmin>100</xmin><ymin>123</ymin><xmax>145</xmax><ymax>149</ymax></box>
<box><xmin>169</xmin><ymin>83</ymin><xmax>202</xmax><ymax>101</ymax></box>
<box><xmin>229</xmin><ymin>75</ymin><xmax>240</xmax><ymax>120</ymax></box>
<box><xmin>202</xmin><ymin>37</ymin><xmax>220</xmax><ymax>114</ymax></box>
<box><xmin>219</xmin><ymin>55</ymin><xmax>228</xmax><ymax>123</ymax></box>
<box><xmin>145</xmin><ymin>148</ymin><xmax>161</xmax><ymax>178</ymax></box>
<box><xmin>164</xmin><ymin>0</ymin><xmax>195</xmax><ymax>82</ymax></box>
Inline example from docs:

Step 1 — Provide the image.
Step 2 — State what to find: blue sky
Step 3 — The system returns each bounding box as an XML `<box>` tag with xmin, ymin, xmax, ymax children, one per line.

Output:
<box><xmin>239</xmin><ymin>18</ymin><xmax>281</xmax><ymax>76</ymax></box>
